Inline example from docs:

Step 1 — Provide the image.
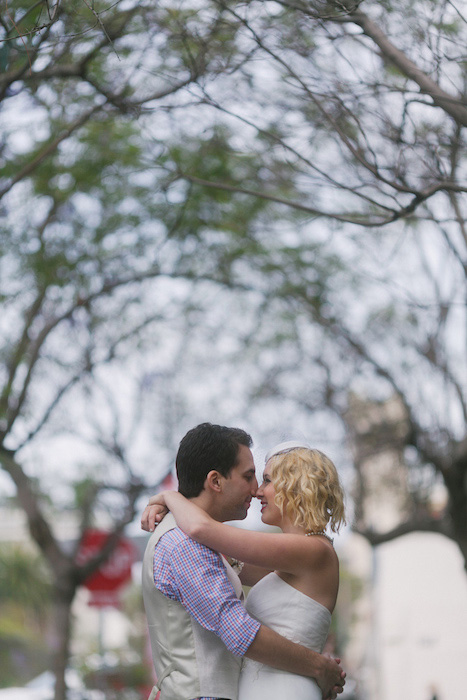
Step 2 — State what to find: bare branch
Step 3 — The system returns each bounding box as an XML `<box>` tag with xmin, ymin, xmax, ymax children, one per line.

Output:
<box><xmin>347</xmin><ymin>10</ymin><xmax>467</xmax><ymax>127</ymax></box>
<box><xmin>0</xmin><ymin>448</ymin><xmax>67</xmax><ymax>573</ymax></box>
<box><xmin>354</xmin><ymin>514</ymin><xmax>455</xmax><ymax>544</ymax></box>
<box><xmin>0</xmin><ymin>288</ymin><xmax>47</xmax><ymax>421</ymax></box>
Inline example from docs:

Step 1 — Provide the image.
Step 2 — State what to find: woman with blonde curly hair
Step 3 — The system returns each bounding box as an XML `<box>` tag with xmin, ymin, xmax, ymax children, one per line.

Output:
<box><xmin>144</xmin><ymin>440</ymin><xmax>345</xmax><ymax>700</ymax></box>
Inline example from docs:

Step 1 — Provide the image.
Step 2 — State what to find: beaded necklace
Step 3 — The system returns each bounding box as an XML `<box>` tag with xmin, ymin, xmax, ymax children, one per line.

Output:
<box><xmin>305</xmin><ymin>531</ymin><xmax>334</xmax><ymax>545</ymax></box>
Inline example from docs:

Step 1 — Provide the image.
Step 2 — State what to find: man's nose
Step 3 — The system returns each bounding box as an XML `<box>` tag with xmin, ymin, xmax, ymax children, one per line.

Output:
<box><xmin>251</xmin><ymin>477</ymin><xmax>259</xmax><ymax>494</ymax></box>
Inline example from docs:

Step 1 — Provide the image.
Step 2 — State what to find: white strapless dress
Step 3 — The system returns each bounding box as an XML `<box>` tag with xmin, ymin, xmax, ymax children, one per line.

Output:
<box><xmin>239</xmin><ymin>572</ymin><xmax>331</xmax><ymax>700</ymax></box>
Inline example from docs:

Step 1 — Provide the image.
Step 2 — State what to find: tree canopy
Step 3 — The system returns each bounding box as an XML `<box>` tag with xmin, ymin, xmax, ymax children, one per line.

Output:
<box><xmin>0</xmin><ymin>0</ymin><xmax>466</xmax><ymax>695</ymax></box>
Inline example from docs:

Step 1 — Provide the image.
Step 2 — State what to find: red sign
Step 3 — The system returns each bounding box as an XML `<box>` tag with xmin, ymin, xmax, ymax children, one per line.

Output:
<box><xmin>76</xmin><ymin>529</ymin><xmax>137</xmax><ymax>607</ymax></box>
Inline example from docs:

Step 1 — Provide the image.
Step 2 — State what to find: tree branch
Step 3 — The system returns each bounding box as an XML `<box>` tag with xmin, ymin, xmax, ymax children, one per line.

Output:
<box><xmin>0</xmin><ymin>448</ymin><xmax>67</xmax><ymax>573</ymax></box>
<box><xmin>0</xmin><ymin>103</ymin><xmax>104</xmax><ymax>200</ymax></box>
<box><xmin>348</xmin><ymin>10</ymin><xmax>467</xmax><ymax>127</ymax></box>
<box><xmin>354</xmin><ymin>514</ymin><xmax>455</xmax><ymax>544</ymax></box>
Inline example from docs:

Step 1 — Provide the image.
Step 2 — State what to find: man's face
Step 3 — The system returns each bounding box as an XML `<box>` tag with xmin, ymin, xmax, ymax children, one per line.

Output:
<box><xmin>219</xmin><ymin>444</ymin><xmax>258</xmax><ymax>521</ymax></box>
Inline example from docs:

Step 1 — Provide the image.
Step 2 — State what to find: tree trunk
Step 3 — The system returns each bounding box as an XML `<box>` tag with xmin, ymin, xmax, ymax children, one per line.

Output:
<box><xmin>445</xmin><ymin>449</ymin><xmax>467</xmax><ymax>572</ymax></box>
<box><xmin>51</xmin><ymin>580</ymin><xmax>76</xmax><ymax>700</ymax></box>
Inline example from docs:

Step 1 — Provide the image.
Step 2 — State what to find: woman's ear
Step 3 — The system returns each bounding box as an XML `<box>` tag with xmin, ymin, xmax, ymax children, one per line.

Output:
<box><xmin>205</xmin><ymin>470</ymin><xmax>223</xmax><ymax>492</ymax></box>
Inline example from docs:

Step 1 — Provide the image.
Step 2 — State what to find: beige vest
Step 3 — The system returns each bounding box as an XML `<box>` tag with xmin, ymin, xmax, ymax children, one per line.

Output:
<box><xmin>142</xmin><ymin>513</ymin><xmax>242</xmax><ymax>700</ymax></box>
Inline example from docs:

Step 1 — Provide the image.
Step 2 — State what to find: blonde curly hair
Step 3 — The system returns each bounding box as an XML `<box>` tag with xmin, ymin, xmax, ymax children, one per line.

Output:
<box><xmin>267</xmin><ymin>448</ymin><xmax>345</xmax><ymax>533</ymax></box>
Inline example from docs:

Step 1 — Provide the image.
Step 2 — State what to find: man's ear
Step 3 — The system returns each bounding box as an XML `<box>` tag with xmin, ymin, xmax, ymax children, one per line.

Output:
<box><xmin>205</xmin><ymin>470</ymin><xmax>224</xmax><ymax>493</ymax></box>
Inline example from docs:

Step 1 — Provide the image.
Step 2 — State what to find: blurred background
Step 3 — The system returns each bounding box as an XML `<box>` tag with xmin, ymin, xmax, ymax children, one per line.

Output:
<box><xmin>1</xmin><ymin>0</ymin><xmax>466</xmax><ymax>698</ymax></box>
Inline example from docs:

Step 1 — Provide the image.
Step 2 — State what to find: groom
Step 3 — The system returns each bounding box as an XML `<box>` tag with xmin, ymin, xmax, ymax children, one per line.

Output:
<box><xmin>141</xmin><ymin>423</ymin><xmax>345</xmax><ymax>700</ymax></box>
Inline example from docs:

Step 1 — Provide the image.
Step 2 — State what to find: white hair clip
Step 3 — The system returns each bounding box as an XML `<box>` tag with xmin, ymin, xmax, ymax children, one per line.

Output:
<box><xmin>265</xmin><ymin>440</ymin><xmax>310</xmax><ymax>463</ymax></box>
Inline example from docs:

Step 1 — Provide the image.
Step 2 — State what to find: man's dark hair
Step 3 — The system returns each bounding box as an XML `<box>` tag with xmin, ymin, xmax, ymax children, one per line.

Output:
<box><xmin>176</xmin><ymin>423</ymin><xmax>253</xmax><ymax>498</ymax></box>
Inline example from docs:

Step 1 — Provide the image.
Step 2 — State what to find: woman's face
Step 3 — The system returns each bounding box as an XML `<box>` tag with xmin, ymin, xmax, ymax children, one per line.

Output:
<box><xmin>256</xmin><ymin>463</ymin><xmax>282</xmax><ymax>527</ymax></box>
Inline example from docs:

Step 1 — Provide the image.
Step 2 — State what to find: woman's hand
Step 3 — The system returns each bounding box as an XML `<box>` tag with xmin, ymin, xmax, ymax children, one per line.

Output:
<box><xmin>141</xmin><ymin>494</ymin><xmax>170</xmax><ymax>532</ymax></box>
<box><xmin>141</xmin><ymin>490</ymin><xmax>213</xmax><ymax>541</ymax></box>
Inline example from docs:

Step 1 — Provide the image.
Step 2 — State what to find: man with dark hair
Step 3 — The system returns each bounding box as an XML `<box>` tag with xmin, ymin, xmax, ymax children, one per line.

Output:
<box><xmin>142</xmin><ymin>423</ymin><xmax>345</xmax><ymax>700</ymax></box>
<box><xmin>176</xmin><ymin>423</ymin><xmax>253</xmax><ymax>498</ymax></box>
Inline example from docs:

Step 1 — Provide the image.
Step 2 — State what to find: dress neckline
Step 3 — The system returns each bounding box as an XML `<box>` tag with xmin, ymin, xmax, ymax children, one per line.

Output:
<box><xmin>269</xmin><ymin>572</ymin><xmax>332</xmax><ymax>616</ymax></box>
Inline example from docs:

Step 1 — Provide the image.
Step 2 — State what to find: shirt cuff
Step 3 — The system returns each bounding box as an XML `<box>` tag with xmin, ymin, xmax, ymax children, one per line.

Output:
<box><xmin>224</xmin><ymin>616</ymin><xmax>261</xmax><ymax>656</ymax></box>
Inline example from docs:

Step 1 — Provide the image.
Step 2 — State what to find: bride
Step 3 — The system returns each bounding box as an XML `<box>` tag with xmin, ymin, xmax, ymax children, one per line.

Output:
<box><xmin>143</xmin><ymin>440</ymin><xmax>345</xmax><ymax>700</ymax></box>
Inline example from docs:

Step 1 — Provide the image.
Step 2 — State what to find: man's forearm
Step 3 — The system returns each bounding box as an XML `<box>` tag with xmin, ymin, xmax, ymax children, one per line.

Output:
<box><xmin>244</xmin><ymin>625</ymin><xmax>344</xmax><ymax>699</ymax></box>
<box><xmin>244</xmin><ymin>625</ymin><xmax>325</xmax><ymax>678</ymax></box>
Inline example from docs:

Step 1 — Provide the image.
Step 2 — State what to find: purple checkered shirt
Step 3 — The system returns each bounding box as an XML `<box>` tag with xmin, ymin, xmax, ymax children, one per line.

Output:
<box><xmin>153</xmin><ymin>527</ymin><xmax>260</xmax><ymax>700</ymax></box>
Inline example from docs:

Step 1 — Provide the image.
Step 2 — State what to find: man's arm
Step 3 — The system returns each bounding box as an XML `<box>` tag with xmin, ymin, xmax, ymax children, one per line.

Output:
<box><xmin>246</xmin><ymin>625</ymin><xmax>345</xmax><ymax>700</ymax></box>
<box><xmin>159</xmin><ymin>534</ymin><xmax>345</xmax><ymax>699</ymax></box>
